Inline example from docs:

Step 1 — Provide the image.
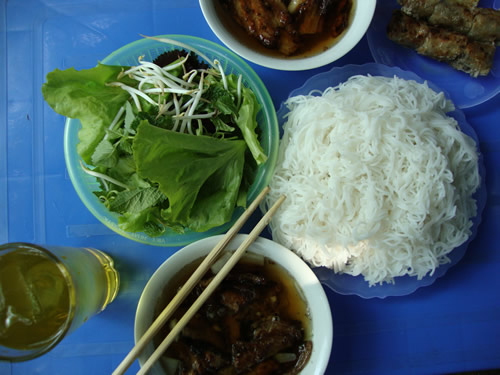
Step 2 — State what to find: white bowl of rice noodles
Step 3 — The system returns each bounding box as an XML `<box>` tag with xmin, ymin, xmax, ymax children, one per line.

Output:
<box><xmin>262</xmin><ymin>63</ymin><xmax>486</xmax><ymax>298</ymax></box>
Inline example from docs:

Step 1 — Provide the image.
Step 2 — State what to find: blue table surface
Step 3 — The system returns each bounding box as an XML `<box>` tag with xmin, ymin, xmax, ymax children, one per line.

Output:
<box><xmin>1</xmin><ymin>1</ymin><xmax>500</xmax><ymax>374</ymax></box>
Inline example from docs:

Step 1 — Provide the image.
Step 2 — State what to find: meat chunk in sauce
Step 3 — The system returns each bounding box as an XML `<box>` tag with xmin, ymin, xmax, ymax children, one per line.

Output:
<box><xmin>220</xmin><ymin>0</ymin><xmax>301</xmax><ymax>55</ymax></box>
<box><xmin>154</xmin><ymin>256</ymin><xmax>313</xmax><ymax>375</ymax></box>
<box><xmin>219</xmin><ymin>0</ymin><xmax>352</xmax><ymax>56</ymax></box>
<box><xmin>232</xmin><ymin>315</ymin><xmax>304</xmax><ymax>372</ymax></box>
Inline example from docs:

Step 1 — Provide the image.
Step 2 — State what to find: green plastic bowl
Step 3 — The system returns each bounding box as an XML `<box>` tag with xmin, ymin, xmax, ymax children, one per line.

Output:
<box><xmin>64</xmin><ymin>35</ymin><xmax>279</xmax><ymax>247</ymax></box>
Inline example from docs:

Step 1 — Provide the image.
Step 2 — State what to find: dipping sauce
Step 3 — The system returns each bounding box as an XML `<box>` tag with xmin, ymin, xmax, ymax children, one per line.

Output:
<box><xmin>216</xmin><ymin>0</ymin><xmax>354</xmax><ymax>58</ymax></box>
<box><xmin>153</xmin><ymin>252</ymin><xmax>312</xmax><ymax>374</ymax></box>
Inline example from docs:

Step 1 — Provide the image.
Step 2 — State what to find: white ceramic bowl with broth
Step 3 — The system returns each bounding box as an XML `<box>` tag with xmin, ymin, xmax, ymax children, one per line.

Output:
<box><xmin>135</xmin><ymin>234</ymin><xmax>333</xmax><ymax>374</ymax></box>
<box><xmin>199</xmin><ymin>0</ymin><xmax>376</xmax><ymax>70</ymax></box>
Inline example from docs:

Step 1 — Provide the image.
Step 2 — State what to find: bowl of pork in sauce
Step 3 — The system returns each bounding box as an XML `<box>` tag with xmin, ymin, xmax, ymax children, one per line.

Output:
<box><xmin>135</xmin><ymin>234</ymin><xmax>333</xmax><ymax>374</ymax></box>
<box><xmin>200</xmin><ymin>0</ymin><xmax>376</xmax><ymax>70</ymax></box>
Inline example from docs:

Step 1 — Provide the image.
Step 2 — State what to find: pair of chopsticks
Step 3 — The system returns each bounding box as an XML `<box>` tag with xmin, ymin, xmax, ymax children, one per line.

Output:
<box><xmin>112</xmin><ymin>186</ymin><xmax>285</xmax><ymax>375</ymax></box>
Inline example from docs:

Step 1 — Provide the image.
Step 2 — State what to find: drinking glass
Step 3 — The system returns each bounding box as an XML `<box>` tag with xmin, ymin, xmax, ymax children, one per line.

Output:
<box><xmin>0</xmin><ymin>242</ymin><xmax>119</xmax><ymax>361</ymax></box>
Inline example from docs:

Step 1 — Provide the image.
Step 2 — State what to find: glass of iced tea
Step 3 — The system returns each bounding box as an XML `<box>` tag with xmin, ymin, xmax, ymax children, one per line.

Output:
<box><xmin>0</xmin><ymin>242</ymin><xmax>120</xmax><ymax>361</ymax></box>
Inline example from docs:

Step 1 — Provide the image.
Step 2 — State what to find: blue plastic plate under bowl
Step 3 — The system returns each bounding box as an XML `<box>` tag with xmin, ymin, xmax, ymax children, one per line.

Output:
<box><xmin>64</xmin><ymin>35</ymin><xmax>279</xmax><ymax>247</ymax></box>
<box><xmin>276</xmin><ymin>63</ymin><xmax>487</xmax><ymax>298</ymax></box>
<box><xmin>366</xmin><ymin>0</ymin><xmax>500</xmax><ymax>109</ymax></box>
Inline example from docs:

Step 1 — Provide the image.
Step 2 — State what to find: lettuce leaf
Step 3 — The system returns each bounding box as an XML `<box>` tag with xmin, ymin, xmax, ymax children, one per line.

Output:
<box><xmin>132</xmin><ymin>120</ymin><xmax>247</xmax><ymax>232</ymax></box>
<box><xmin>41</xmin><ymin>63</ymin><xmax>134</xmax><ymax>163</ymax></box>
<box><xmin>236</xmin><ymin>84</ymin><xmax>267</xmax><ymax>165</ymax></box>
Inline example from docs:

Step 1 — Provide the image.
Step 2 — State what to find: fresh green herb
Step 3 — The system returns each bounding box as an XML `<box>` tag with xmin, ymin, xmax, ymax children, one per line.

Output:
<box><xmin>41</xmin><ymin>37</ymin><xmax>267</xmax><ymax>235</ymax></box>
<box><xmin>109</xmin><ymin>186</ymin><xmax>166</xmax><ymax>214</ymax></box>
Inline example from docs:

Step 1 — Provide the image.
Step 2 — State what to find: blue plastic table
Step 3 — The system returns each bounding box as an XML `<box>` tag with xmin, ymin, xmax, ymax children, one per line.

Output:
<box><xmin>1</xmin><ymin>1</ymin><xmax>500</xmax><ymax>374</ymax></box>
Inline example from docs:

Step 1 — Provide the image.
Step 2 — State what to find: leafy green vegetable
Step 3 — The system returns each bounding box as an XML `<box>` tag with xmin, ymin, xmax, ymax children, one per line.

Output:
<box><xmin>236</xmin><ymin>85</ymin><xmax>267</xmax><ymax>165</ymax></box>
<box><xmin>91</xmin><ymin>139</ymin><xmax>118</xmax><ymax>168</ymax></box>
<box><xmin>118</xmin><ymin>208</ymin><xmax>167</xmax><ymax>237</ymax></box>
<box><xmin>42</xmin><ymin>45</ymin><xmax>267</xmax><ymax>236</ymax></box>
<box><xmin>133</xmin><ymin>121</ymin><xmax>247</xmax><ymax>232</ymax></box>
<box><xmin>42</xmin><ymin>63</ymin><xmax>135</xmax><ymax>163</ymax></box>
<box><xmin>109</xmin><ymin>186</ymin><xmax>166</xmax><ymax>214</ymax></box>
<box><xmin>204</xmin><ymin>82</ymin><xmax>238</xmax><ymax>116</ymax></box>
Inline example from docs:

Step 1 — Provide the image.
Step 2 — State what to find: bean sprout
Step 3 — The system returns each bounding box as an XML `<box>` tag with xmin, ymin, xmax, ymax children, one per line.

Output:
<box><xmin>172</xmin><ymin>93</ymin><xmax>181</xmax><ymax>132</ymax></box>
<box><xmin>80</xmin><ymin>161</ymin><xmax>129</xmax><ymax>190</ymax></box>
<box><xmin>237</xmin><ymin>74</ymin><xmax>243</xmax><ymax>108</ymax></box>
<box><xmin>107</xmin><ymin>82</ymin><xmax>157</xmax><ymax>109</ymax></box>
<box><xmin>214</xmin><ymin>60</ymin><xmax>227</xmax><ymax>90</ymax></box>
<box><xmin>105</xmin><ymin>105</ymin><xmax>125</xmax><ymax>139</ymax></box>
<box><xmin>107</xmin><ymin>37</ymin><xmax>242</xmax><ymax>137</ymax></box>
<box><xmin>172</xmin><ymin>111</ymin><xmax>216</xmax><ymax>120</ymax></box>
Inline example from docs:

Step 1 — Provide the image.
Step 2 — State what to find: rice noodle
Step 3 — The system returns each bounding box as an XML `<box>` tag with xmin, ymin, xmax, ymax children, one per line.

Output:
<box><xmin>263</xmin><ymin>75</ymin><xmax>480</xmax><ymax>286</ymax></box>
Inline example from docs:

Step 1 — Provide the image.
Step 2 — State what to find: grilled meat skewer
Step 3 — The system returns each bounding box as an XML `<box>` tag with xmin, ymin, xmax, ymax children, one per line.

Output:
<box><xmin>387</xmin><ymin>10</ymin><xmax>495</xmax><ymax>76</ymax></box>
<box><xmin>399</xmin><ymin>0</ymin><xmax>500</xmax><ymax>44</ymax></box>
<box><xmin>397</xmin><ymin>0</ymin><xmax>479</xmax><ymax>18</ymax></box>
<box><xmin>445</xmin><ymin>0</ymin><xmax>479</xmax><ymax>8</ymax></box>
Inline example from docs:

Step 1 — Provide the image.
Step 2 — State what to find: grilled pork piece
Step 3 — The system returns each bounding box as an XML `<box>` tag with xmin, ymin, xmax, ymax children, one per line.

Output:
<box><xmin>220</xmin><ymin>0</ymin><xmax>352</xmax><ymax>56</ymax></box>
<box><xmin>329</xmin><ymin>0</ymin><xmax>352</xmax><ymax>37</ymax></box>
<box><xmin>232</xmin><ymin>315</ymin><xmax>304</xmax><ymax>372</ymax></box>
<box><xmin>428</xmin><ymin>2</ymin><xmax>475</xmax><ymax>35</ymax></box>
<box><xmin>171</xmin><ymin>341</ymin><xmax>231</xmax><ymax>374</ymax></box>
<box><xmin>293</xmin><ymin>0</ymin><xmax>351</xmax><ymax>37</ymax></box>
<box><xmin>220</xmin><ymin>0</ymin><xmax>300</xmax><ymax>55</ymax></box>
<box><xmin>469</xmin><ymin>8</ymin><xmax>500</xmax><ymax>45</ymax></box>
<box><xmin>399</xmin><ymin>0</ymin><xmax>500</xmax><ymax>44</ymax></box>
<box><xmin>295</xmin><ymin>0</ymin><xmax>325</xmax><ymax>35</ymax></box>
<box><xmin>398</xmin><ymin>0</ymin><xmax>440</xmax><ymax>18</ymax></box>
<box><xmin>398</xmin><ymin>0</ymin><xmax>479</xmax><ymax>15</ymax></box>
<box><xmin>447</xmin><ymin>0</ymin><xmax>479</xmax><ymax>8</ymax></box>
<box><xmin>387</xmin><ymin>10</ymin><xmax>495</xmax><ymax>76</ymax></box>
<box><xmin>159</xmin><ymin>261</ymin><xmax>311</xmax><ymax>375</ymax></box>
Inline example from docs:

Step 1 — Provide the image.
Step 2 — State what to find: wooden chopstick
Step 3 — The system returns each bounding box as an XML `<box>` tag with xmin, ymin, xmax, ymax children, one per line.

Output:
<box><xmin>136</xmin><ymin>194</ymin><xmax>286</xmax><ymax>375</ymax></box>
<box><xmin>112</xmin><ymin>186</ymin><xmax>271</xmax><ymax>375</ymax></box>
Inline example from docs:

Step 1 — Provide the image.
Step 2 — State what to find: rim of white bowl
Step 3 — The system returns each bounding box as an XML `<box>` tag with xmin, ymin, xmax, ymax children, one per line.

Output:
<box><xmin>199</xmin><ymin>0</ymin><xmax>377</xmax><ymax>70</ymax></box>
<box><xmin>135</xmin><ymin>234</ymin><xmax>333</xmax><ymax>375</ymax></box>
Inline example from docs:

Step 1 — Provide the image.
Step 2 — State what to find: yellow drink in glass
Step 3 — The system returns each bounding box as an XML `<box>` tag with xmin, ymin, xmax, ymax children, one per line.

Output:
<box><xmin>0</xmin><ymin>243</ymin><xmax>119</xmax><ymax>361</ymax></box>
